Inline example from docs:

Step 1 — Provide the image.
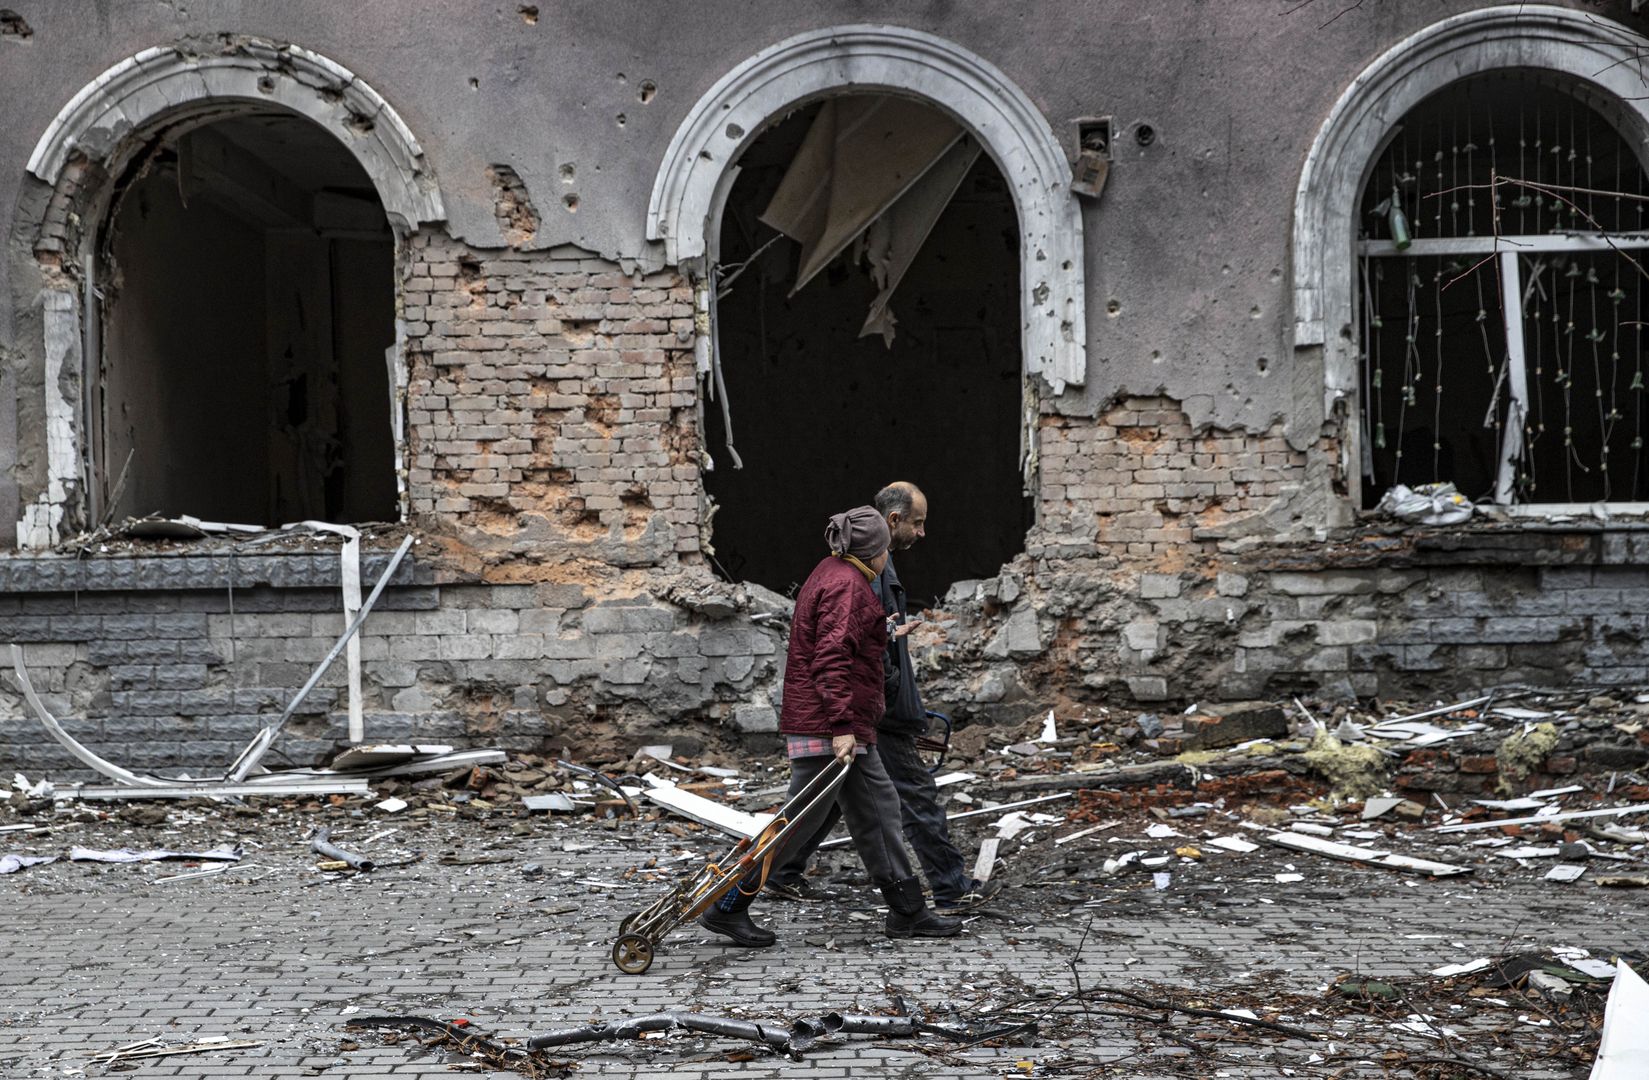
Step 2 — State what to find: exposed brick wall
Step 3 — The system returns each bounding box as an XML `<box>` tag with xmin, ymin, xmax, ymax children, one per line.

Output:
<box><xmin>402</xmin><ymin>235</ymin><xmax>700</xmax><ymax>563</ymax></box>
<box><xmin>1035</xmin><ymin>395</ymin><xmax>1314</xmax><ymax>560</ymax></box>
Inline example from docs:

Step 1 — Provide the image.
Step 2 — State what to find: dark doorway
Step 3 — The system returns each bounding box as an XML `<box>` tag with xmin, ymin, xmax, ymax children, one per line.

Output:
<box><xmin>97</xmin><ymin>110</ymin><xmax>397</xmax><ymax>525</ymax></box>
<box><xmin>705</xmin><ymin>97</ymin><xmax>1029</xmax><ymax>606</ymax></box>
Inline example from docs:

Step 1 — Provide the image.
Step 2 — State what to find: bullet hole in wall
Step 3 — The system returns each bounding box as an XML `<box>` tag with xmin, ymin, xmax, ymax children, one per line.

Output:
<box><xmin>0</xmin><ymin>9</ymin><xmax>32</xmax><ymax>38</ymax></box>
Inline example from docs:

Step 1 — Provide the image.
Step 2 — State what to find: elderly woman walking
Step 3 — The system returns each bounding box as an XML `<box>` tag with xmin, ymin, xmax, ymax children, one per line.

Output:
<box><xmin>699</xmin><ymin>506</ymin><xmax>961</xmax><ymax>947</ymax></box>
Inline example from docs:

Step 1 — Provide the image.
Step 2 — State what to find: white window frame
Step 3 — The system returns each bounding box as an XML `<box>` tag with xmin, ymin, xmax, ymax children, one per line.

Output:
<box><xmin>1292</xmin><ymin>4</ymin><xmax>1649</xmax><ymax>518</ymax></box>
<box><xmin>1358</xmin><ymin>234</ymin><xmax>1649</xmax><ymax>514</ymax></box>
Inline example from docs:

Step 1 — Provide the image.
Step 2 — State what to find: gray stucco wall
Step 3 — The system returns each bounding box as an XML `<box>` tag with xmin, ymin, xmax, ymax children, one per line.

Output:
<box><xmin>5</xmin><ymin>2</ymin><xmax>1649</xmax><ymax>779</ymax></box>
<box><xmin>1</xmin><ymin>0</ymin><xmax>1589</xmax><ymax>428</ymax></box>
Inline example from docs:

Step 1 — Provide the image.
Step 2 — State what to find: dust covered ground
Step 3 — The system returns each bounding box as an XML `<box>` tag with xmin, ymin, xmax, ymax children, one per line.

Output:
<box><xmin>2</xmin><ymin>736</ymin><xmax>1643</xmax><ymax>1080</ymax></box>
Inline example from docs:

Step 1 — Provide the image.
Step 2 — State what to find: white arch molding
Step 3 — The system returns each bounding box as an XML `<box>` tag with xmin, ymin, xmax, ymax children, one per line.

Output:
<box><xmin>27</xmin><ymin>39</ymin><xmax>444</xmax><ymax>231</ymax></box>
<box><xmin>15</xmin><ymin>40</ymin><xmax>443</xmax><ymax>546</ymax></box>
<box><xmin>647</xmin><ymin>25</ymin><xmax>1087</xmax><ymax>393</ymax></box>
<box><xmin>1292</xmin><ymin>4</ymin><xmax>1649</xmax><ymax>418</ymax></box>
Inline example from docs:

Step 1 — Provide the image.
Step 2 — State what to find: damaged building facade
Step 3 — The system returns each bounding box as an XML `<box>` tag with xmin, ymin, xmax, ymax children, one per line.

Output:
<box><xmin>3</xmin><ymin>1</ymin><xmax>1649</xmax><ymax>775</ymax></box>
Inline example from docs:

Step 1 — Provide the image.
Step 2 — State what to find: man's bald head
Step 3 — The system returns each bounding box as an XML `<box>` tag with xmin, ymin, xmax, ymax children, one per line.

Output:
<box><xmin>875</xmin><ymin>482</ymin><xmax>928</xmax><ymax>551</ymax></box>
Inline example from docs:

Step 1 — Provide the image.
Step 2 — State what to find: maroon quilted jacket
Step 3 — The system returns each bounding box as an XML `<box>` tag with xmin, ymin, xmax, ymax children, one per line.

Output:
<box><xmin>780</xmin><ymin>556</ymin><xmax>889</xmax><ymax>744</ymax></box>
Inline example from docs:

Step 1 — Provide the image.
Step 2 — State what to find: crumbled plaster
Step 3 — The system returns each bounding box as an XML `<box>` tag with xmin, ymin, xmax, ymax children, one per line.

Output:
<box><xmin>487</xmin><ymin>164</ymin><xmax>541</xmax><ymax>247</ymax></box>
<box><xmin>16</xmin><ymin>291</ymin><xmax>78</xmax><ymax>548</ymax></box>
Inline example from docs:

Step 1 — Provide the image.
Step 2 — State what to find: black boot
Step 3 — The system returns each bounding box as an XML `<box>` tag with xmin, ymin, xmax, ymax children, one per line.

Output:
<box><xmin>881</xmin><ymin>876</ymin><xmax>962</xmax><ymax>939</ymax></box>
<box><xmin>698</xmin><ymin>906</ymin><xmax>776</xmax><ymax>947</ymax></box>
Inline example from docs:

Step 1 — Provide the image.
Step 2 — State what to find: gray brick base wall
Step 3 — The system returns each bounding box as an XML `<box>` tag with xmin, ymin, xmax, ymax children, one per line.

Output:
<box><xmin>5</xmin><ymin>526</ymin><xmax>1646</xmax><ymax>778</ymax></box>
<box><xmin>924</xmin><ymin>526</ymin><xmax>1649</xmax><ymax>720</ymax></box>
<box><xmin>0</xmin><ymin>552</ymin><xmax>786</xmax><ymax>779</ymax></box>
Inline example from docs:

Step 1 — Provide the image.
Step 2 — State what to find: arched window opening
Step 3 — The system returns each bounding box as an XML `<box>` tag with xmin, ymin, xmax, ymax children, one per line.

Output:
<box><xmin>1357</xmin><ymin>71</ymin><xmax>1649</xmax><ymax>510</ymax></box>
<box><xmin>96</xmin><ymin>110</ymin><xmax>397</xmax><ymax>525</ymax></box>
<box><xmin>703</xmin><ymin>95</ymin><xmax>1029</xmax><ymax>605</ymax></box>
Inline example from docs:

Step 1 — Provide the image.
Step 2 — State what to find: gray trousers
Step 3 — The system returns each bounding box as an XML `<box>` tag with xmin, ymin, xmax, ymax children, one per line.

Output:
<box><xmin>721</xmin><ymin>747</ymin><xmax>914</xmax><ymax>912</ymax></box>
<box><xmin>774</xmin><ymin>731</ymin><xmax>970</xmax><ymax>900</ymax></box>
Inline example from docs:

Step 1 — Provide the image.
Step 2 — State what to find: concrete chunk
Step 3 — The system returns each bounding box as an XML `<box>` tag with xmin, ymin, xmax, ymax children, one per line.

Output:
<box><xmin>1181</xmin><ymin>701</ymin><xmax>1286</xmax><ymax>750</ymax></box>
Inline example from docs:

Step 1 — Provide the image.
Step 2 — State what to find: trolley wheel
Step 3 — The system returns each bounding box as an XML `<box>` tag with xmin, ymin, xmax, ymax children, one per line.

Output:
<box><xmin>618</xmin><ymin>912</ymin><xmax>637</xmax><ymax>936</ymax></box>
<box><xmin>612</xmin><ymin>933</ymin><xmax>655</xmax><ymax>975</ymax></box>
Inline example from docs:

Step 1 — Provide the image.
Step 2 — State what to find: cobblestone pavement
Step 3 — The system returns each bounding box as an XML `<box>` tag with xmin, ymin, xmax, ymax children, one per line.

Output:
<box><xmin>0</xmin><ymin>803</ymin><xmax>1634</xmax><ymax>1079</ymax></box>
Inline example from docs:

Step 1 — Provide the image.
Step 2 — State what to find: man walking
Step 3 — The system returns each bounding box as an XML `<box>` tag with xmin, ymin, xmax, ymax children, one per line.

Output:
<box><xmin>766</xmin><ymin>482</ymin><xmax>1001</xmax><ymax>911</ymax></box>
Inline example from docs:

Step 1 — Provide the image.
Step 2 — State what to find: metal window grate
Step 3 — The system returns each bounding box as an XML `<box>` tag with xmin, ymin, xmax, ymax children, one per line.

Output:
<box><xmin>1357</xmin><ymin>72</ymin><xmax>1649</xmax><ymax>509</ymax></box>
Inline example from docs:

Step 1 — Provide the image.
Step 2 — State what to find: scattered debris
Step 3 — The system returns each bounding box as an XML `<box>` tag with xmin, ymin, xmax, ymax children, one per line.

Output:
<box><xmin>350</xmin><ymin>1016</ymin><xmax>572</xmax><ymax>1077</ymax></box>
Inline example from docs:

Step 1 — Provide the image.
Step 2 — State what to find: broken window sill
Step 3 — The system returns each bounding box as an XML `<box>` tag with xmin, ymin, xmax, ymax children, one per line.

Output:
<box><xmin>0</xmin><ymin>542</ymin><xmax>420</xmax><ymax>594</ymax></box>
<box><xmin>1232</xmin><ymin>515</ymin><xmax>1649</xmax><ymax>572</ymax></box>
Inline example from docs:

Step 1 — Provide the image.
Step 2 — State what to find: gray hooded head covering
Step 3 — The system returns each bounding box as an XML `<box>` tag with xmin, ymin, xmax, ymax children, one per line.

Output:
<box><xmin>825</xmin><ymin>505</ymin><xmax>890</xmax><ymax>560</ymax></box>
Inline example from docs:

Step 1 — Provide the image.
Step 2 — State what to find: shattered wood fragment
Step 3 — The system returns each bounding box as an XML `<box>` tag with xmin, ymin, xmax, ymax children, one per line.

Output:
<box><xmin>1260</xmin><ymin>831</ymin><xmax>1472</xmax><ymax>877</ymax></box>
<box><xmin>59</xmin><ymin>779</ymin><xmax>371</xmax><ymax>800</ymax></box>
<box><xmin>1432</xmin><ymin>803</ymin><xmax>1649</xmax><ymax>832</ymax></box>
<box><xmin>973</xmin><ymin>838</ymin><xmax>1000</xmax><ymax>883</ymax></box>
<box><xmin>86</xmin><ymin>1038</ymin><xmax>262</xmax><ymax>1064</ymax></box>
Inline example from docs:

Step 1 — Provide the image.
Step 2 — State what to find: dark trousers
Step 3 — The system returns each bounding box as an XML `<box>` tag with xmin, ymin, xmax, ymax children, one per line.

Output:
<box><xmin>720</xmin><ymin>747</ymin><xmax>915</xmax><ymax>912</ymax></box>
<box><xmin>771</xmin><ymin>730</ymin><xmax>970</xmax><ymax>902</ymax></box>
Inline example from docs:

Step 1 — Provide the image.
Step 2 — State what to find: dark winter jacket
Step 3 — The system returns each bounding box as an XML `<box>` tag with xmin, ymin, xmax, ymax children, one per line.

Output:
<box><xmin>873</xmin><ymin>556</ymin><xmax>926</xmax><ymax>734</ymax></box>
<box><xmin>780</xmin><ymin>555</ymin><xmax>889</xmax><ymax>744</ymax></box>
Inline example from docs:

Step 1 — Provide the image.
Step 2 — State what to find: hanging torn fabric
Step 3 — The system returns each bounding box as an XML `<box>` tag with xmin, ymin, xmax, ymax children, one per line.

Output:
<box><xmin>858</xmin><ymin>136</ymin><xmax>983</xmax><ymax>345</ymax></box>
<box><xmin>759</xmin><ymin>96</ymin><xmax>965</xmax><ymax>295</ymax></box>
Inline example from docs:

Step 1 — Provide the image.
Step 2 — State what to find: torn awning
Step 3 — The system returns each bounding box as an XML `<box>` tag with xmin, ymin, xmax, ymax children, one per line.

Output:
<box><xmin>759</xmin><ymin>96</ymin><xmax>968</xmax><ymax>314</ymax></box>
